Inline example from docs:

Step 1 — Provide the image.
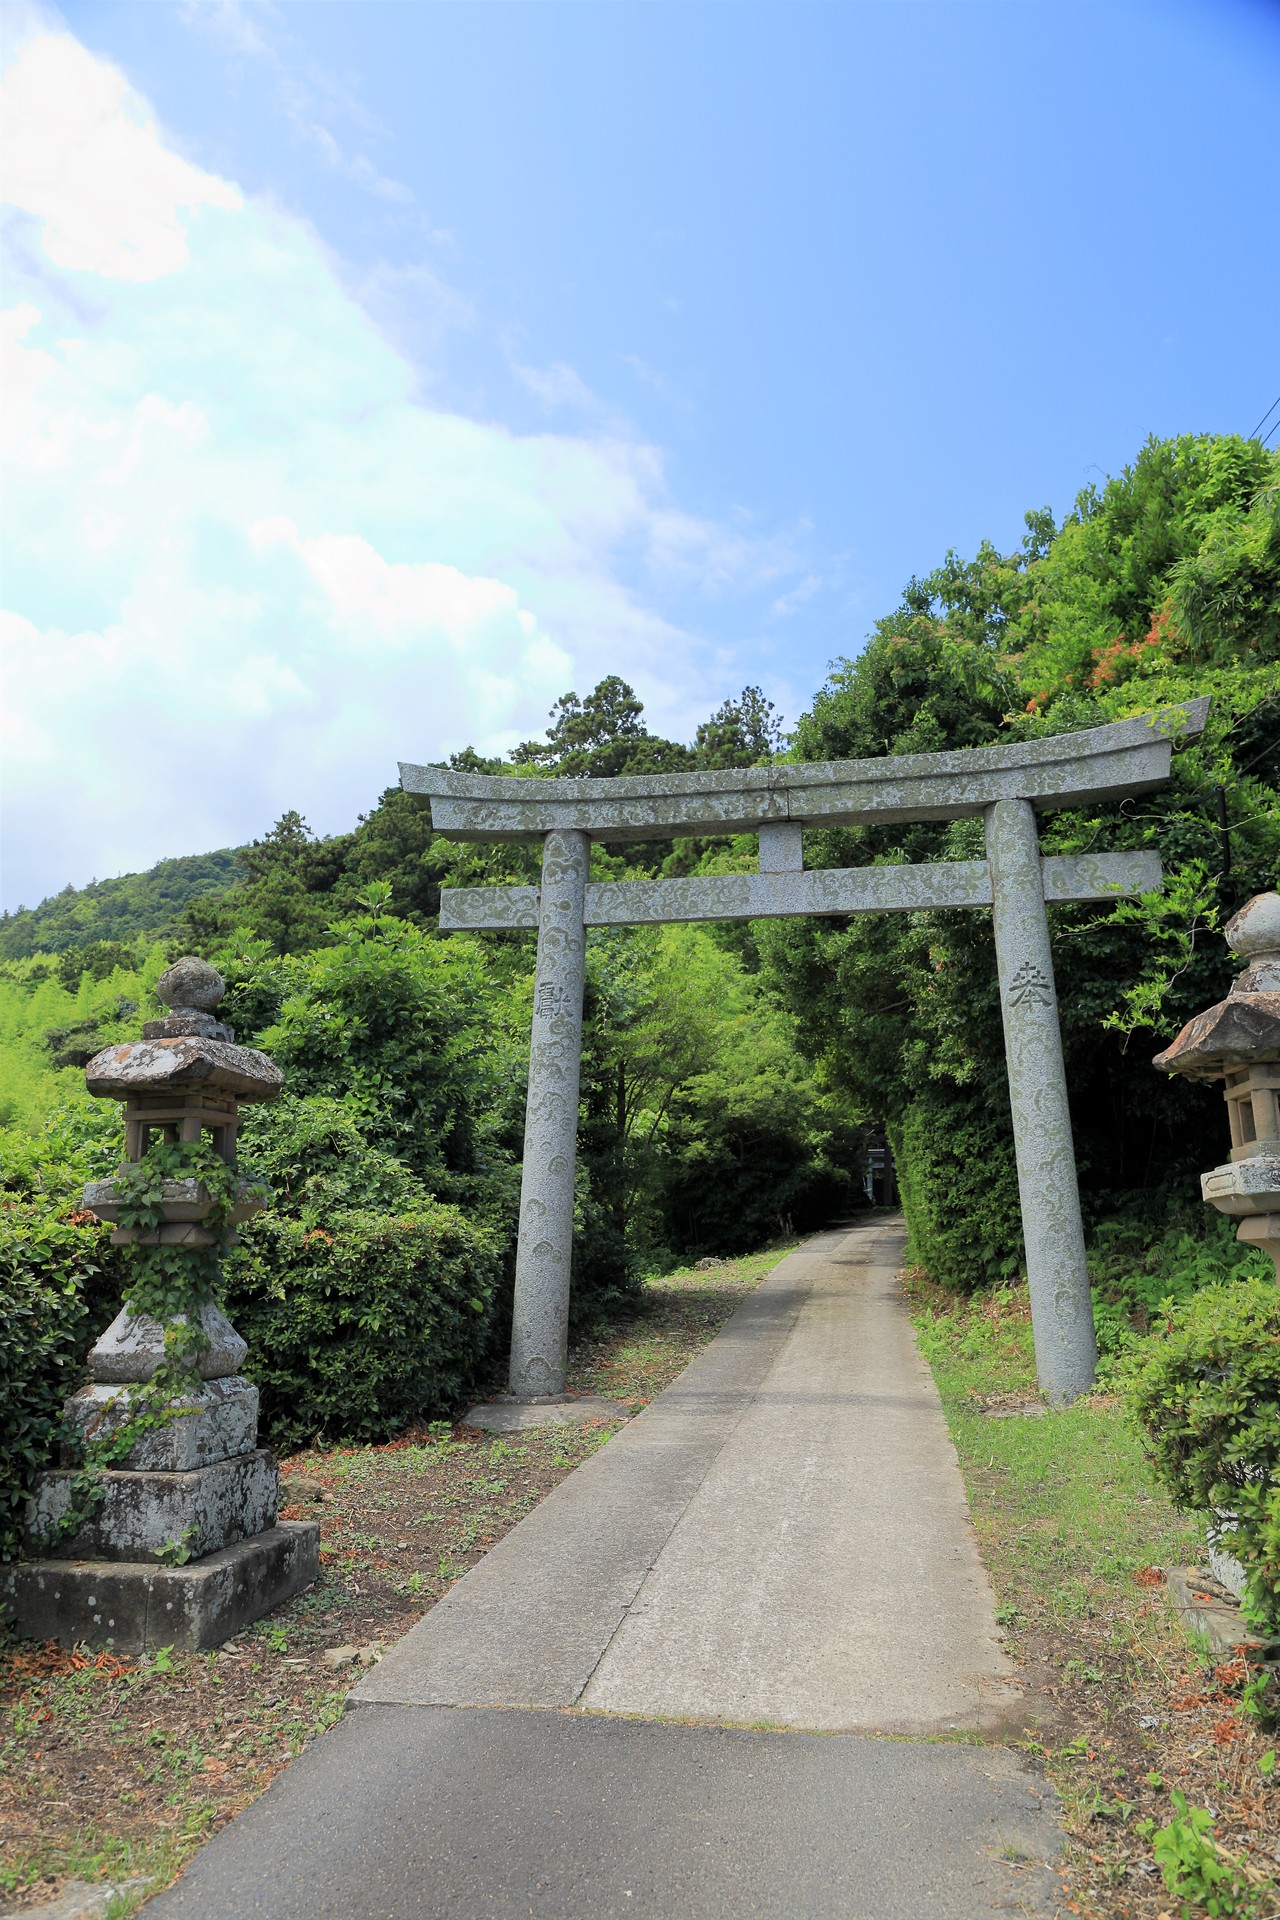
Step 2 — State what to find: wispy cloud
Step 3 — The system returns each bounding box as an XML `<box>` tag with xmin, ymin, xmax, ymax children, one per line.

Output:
<box><xmin>618</xmin><ymin>352</ymin><xmax>687</xmax><ymax>409</ymax></box>
<box><xmin>179</xmin><ymin>0</ymin><xmax>413</xmax><ymax>208</ymax></box>
<box><xmin>512</xmin><ymin>358</ymin><xmax>608</xmax><ymax>418</ymax></box>
<box><xmin>177</xmin><ymin>0</ymin><xmax>276</xmax><ymax>61</ymax></box>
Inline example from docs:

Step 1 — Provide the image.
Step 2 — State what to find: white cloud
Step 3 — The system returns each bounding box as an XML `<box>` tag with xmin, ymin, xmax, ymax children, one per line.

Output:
<box><xmin>0</xmin><ymin>34</ymin><xmax>241</xmax><ymax>280</ymax></box>
<box><xmin>0</xmin><ymin>29</ymin><xmax>807</xmax><ymax>912</ymax></box>
<box><xmin>177</xmin><ymin>0</ymin><xmax>276</xmax><ymax>63</ymax></box>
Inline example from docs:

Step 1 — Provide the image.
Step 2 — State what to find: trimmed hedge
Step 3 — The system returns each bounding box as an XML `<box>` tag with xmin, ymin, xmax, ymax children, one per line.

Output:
<box><xmin>221</xmin><ymin>1202</ymin><xmax>501</xmax><ymax>1452</ymax></box>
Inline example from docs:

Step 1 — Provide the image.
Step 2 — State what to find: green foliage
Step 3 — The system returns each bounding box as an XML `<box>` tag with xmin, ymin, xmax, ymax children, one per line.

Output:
<box><xmin>1120</xmin><ymin>1274</ymin><xmax>1280</xmax><ymax>1636</ymax></box>
<box><xmin>0</xmin><ymin>946</ymin><xmax>167</xmax><ymax>1131</ymax></box>
<box><xmin>0</xmin><ymin>849</ymin><xmax>246</xmax><ymax>959</ymax></box>
<box><xmin>510</xmin><ymin>674</ymin><xmax>694</xmax><ymax>778</ymax></box>
<box><xmin>577</xmin><ymin>923</ymin><xmax>864</xmax><ymax>1268</ymax></box>
<box><xmin>1136</xmin><ymin>1789</ymin><xmax>1267</xmax><ymax>1918</ymax></box>
<box><xmin>222</xmin><ymin>1203</ymin><xmax>499</xmax><ymax>1452</ymax></box>
<box><xmin>0</xmin><ymin>1201</ymin><xmax>117</xmax><ymax>1561</ymax></box>
<box><xmin>1088</xmin><ymin>1204</ymin><xmax>1264</xmax><ymax>1356</ymax></box>
<box><xmin>693</xmin><ymin>686</ymin><xmax>784</xmax><ymax>769</ymax></box>
<box><xmin>762</xmin><ymin>433</ymin><xmax>1280</xmax><ymax>1290</ymax></box>
<box><xmin>222</xmin><ymin>904</ymin><xmax>516</xmax><ymax>1204</ymax></box>
<box><xmin>893</xmin><ymin>1089</ymin><xmax>1023</xmax><ymax>1290</ymax></box>
<box><xmin>0</xmin><ymin>1100</ymin><xmax>126</xmax><ymax>1560</ymax></box>
<box><xmin>231</xmin><ymin>1092</ymin><xmax>428</xmax><ymax>1220</ymax></box>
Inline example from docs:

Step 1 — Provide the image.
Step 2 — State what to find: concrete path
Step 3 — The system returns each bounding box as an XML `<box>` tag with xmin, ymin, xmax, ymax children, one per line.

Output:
<box><xmin>147</xmin><ymin>1220</ymin><xmax>1063</xmax><ymax>1918</ymax></box>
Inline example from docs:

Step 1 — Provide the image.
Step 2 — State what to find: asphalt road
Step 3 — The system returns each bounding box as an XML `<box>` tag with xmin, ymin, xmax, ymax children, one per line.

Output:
<box><xmin>149</xmin><ymin>1702</ymin><xmax>1062</xmax><ymax>1918</ymax></box>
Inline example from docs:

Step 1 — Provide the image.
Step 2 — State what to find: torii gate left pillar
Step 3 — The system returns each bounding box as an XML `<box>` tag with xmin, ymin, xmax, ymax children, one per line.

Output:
<box><xmin>509</xmin><ymin>829</ymin><xmax>590</xmax><ymax>1395</ymax></box>
<box><xmin>404</xmin><ymin>699</ymin><xmax>1208</xmax><ymax>1407</ymax></box>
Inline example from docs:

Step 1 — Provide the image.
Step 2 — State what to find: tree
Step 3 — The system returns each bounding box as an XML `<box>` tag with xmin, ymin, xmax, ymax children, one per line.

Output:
<box><xmin>695</xmin><ymin>686</ymin><xmax>785</xmax><ymax>768</ymax></box>
<box><xmin>510</xmin><ymin>675</ymin><xmax>694</xmax><ymax>778</ymax></box>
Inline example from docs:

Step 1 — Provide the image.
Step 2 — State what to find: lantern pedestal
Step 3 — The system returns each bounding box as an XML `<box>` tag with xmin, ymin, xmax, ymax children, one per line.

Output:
<box><xmin>62</xmin><ymin>1376</ymin><xmax>261</xmax><ymax>1471</ymax></box>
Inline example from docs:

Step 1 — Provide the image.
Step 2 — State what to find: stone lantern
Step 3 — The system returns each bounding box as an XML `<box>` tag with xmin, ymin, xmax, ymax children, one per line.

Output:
<box><xmin>1154</xmin><ymin>891</ymin><xmax>1280</xmax><ymax>1281</ymax></box>
<box><xmin>1</xmin><ymin>958</ymin><xmax>320</xmax><ymax>1652</ymax></box>
<box><xmin>1154</xmin><ymin>892</ymin><xmax>1280</xmax><ymax>1600</ymax></box>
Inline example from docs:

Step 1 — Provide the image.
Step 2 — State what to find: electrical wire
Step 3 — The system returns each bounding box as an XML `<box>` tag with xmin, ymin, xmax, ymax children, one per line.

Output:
<box><xmin>1249</xmin><ymin>393</ymin><xmax>1280</xmax><ymax>440</ymax></box>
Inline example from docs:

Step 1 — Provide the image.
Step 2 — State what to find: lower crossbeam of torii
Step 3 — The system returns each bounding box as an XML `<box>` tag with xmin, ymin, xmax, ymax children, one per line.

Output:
<box><xmin>403</xmin><ymin>697</ymin><xmax>1210</xmax><ymax>1408</ymax></box>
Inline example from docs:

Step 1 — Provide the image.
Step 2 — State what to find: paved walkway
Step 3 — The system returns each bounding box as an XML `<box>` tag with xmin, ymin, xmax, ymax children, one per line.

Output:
<box><xmin>148</xmin><ymin>1220</ymin><xmax>1063</xmax><ymax>1917</ymax></box>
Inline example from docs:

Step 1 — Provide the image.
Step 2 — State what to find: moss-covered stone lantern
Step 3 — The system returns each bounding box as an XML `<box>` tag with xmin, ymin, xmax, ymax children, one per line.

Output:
<box><xmin>1</xmin><ymin>958</ymin><xmax>320</xmax><ymax>1652</ymax></box>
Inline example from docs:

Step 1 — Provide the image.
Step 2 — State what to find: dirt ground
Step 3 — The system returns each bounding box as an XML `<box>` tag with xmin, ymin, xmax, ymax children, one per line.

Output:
<box><xmin>0</xmin><ymin>1251</ymin><xmax>781</xmax><ymax>1912</ymax></box>
<box><xmin>1005</xmin><ymin>1583</ymin><xmax>1279</xmax><ymax>1918</ymax></box>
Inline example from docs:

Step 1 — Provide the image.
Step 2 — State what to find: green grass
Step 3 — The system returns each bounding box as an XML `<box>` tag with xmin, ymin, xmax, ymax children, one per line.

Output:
<box><xmin>906</xmin><ymin>1274</ymin><xmax>1280</xmax><ymax>1918</ymax></box>
<box><xmin>910</xmin><ymin>1279</ymin><xmax>1200</xmax><ymax>1627</ymax></box>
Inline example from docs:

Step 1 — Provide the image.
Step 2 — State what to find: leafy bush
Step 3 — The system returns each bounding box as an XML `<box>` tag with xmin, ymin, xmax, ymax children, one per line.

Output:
<box><xmin>1137</xmin><ymin>1789</ymin><xmax>1262</xmax><ymax>1918</ymax></box>
<box><xmin>1089</xmin><ymin>1205</ymin><xmax>1270</xmax><ymax>1356</ymax></box>
<box><xmin>1121</xmin><ymin>1275</ymin><xmax>1280</xmax><ymax>1636</ymax></box>
<box><xmin>222</xmin><ymin>1203</ymin><xmax>500</xmax><ymax>1452</ymax></box>
<box><xmin>893</xmin><ymin>1089</ymin><xmax>1023</xmax><ymax>1291</ymax></box>
<box><xmin>220</xmin><ymin>909</ymin><xmax>517</xmax><ymax>1200</ymax></box>
<box><xmin>657</xmin><ymin>1051</ymin><xmax>862</xmax><ymax>1256</ymax></box>
<box><xmin>0</xmin><ymin>1102</ymin><xmax>130</xmax><ymax>1560</ymax></box>
<box><xmin>0</xmin><ymin>1203</ymin><xmax>120</xmax><ymax>1561</ymax></box>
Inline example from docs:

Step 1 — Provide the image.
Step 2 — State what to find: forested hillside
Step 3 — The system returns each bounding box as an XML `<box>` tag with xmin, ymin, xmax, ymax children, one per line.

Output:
<box><xmin>0</xmin><ymin>848</ymin><xmax>246</xmax><ymax>959</ymax></box>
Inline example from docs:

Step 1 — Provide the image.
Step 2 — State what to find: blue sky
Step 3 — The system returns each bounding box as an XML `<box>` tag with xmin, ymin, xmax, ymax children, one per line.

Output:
<box><xmin>2</xmin><ymin>0</ymin><xmax>1277</xmax><ymax>912</ymax></box>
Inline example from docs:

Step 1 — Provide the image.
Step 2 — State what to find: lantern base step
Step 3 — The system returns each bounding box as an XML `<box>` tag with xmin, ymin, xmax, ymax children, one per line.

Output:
<box><xmin>1</xmin><ymin>1521</ymin><xmax>320</xmax><ymax>1653</ymax></box>
<box><xmin>25</xmin><ymin>1449</ymin><xmax>278</xmax><ymax>1562</ymax></box>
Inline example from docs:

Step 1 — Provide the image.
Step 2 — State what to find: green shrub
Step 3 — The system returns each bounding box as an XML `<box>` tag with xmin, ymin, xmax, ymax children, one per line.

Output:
<box><xmin>222</xmin><ymin>1203</ymin><xmax>500</xmax><ymax>1452</ymax></box>
<box><xmin>0</xmin><ymin>1101</ymin><xmax>126</xmax><ymax>1560</ymax></box>
<box><xmin>1089</xmin><ymin>1205</ymin><xmax>1269</xmax><ymax>1357</ymax></box>
<box><xmin>0</xmin><ymin>1204</ymin><xmax>119</xmax><ymax>1561</ymax></box>
<box><xmin>1121</xmin><ymin>1275</ymin><xmax>1280</xmax><ymax>1637</ymax></box>
<box><xmin>893</xmin><ymin>1090</ymin><xmax>1024</xmax><ymax>1291</ymax></box>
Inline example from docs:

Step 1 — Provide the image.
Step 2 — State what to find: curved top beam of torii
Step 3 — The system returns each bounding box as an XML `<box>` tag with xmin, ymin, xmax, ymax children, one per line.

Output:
<box><xmin>401</xmin><ymin>697</ymin><xmax>1210</xmax><ymax>845</ymax></box>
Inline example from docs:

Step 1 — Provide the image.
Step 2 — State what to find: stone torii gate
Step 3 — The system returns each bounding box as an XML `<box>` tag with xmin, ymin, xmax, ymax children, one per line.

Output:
<box><xmin>403</xmin><ymin>697</ymin><xmax>1209</xmax><ymax>1408</ymax></box>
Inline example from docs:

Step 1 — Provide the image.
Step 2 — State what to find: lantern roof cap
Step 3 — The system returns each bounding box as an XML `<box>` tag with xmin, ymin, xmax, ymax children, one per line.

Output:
<box><xmin>1153</xmin><ymin>993</ymin><xmax>1280</xmax><ymax>1080</ymax></box>
<box><xmin>1226</xmin><ymin>892</ymin><xmax>1280</xmax><ymax>992</ymax></box>
<box><xmin>84</xmin><ymin>1037</ymin><xmax>284</xmax><ymax>1103</ymax></box>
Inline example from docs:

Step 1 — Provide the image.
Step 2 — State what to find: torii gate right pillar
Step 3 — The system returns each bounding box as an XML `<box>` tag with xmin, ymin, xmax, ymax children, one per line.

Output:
<box><xmin>986</xmin><ymin>798</ymin><xmax>1097</xmax><ymax>1403</ymax></box>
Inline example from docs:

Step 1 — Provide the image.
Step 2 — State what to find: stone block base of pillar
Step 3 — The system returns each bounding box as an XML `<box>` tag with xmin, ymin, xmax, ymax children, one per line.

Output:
<box><xmin>1</xmin><ymin>1521</ymin><xmax>320</xmax><ymax>1653</ymax></box>
<box><xmin>463</xmin><ymin>1393</ymin><xmax>630</xmax><ymax>1433</ymax></box>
